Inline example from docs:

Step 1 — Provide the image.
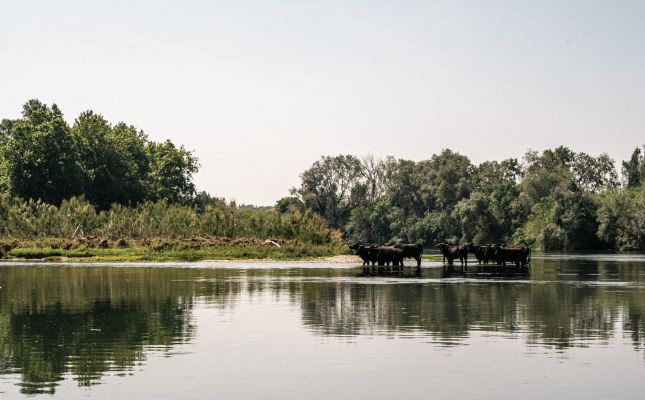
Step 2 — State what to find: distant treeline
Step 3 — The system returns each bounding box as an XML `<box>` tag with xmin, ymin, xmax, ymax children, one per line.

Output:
<box><xmin>286</xmin><ymin>147</ymin><xmax>645</xmax><ymax>251</ymax></box>
<box><xmin>1</xmin><ymin>100</ymin><xmax>644</xmax><ymax>251</ymax></box>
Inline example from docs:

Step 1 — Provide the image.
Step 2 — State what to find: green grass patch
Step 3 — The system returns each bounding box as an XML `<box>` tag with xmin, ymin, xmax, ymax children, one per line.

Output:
<box><xmin>4</xmin><ymin>241</ymin><xmax>347</xmax><ymax>262</ymax></box>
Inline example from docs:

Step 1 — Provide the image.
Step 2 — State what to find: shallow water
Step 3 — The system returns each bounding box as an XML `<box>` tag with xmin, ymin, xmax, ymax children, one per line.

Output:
<box><xmin>0</xmin><ymin>254</ymin><xmax>644</xmax><ymax>399</ymax></box>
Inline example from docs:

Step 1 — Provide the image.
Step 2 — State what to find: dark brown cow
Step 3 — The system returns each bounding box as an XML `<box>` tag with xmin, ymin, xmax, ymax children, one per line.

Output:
<box><xmin>491</xmin><ymin>245</ymin><xmax>531</xmax><ymax>267</ymax></box>
<box><xmin>466</xmin><ymin>243</ymin><xmax>492</xmax><ymax>265</ymax></box>
<box><xmin>437</xmin><ymin>243</ymin><xmax>468</xmax><ymax>266</ymax></box>
<box><xmin>393</xmin><ymin>243</ymin><xmax>423</xmax><ymax>267</ymax></box>
<box><xmin>353</xmin><ymin>245</ymin><xmax>373</xmax><ymax>266</ymax></box>
<box><xmin>374</xmin><ymin>246</ymin><xmax>404</xmax><ymax>267</ymax></box>
<box><xmin>351</xmin><ymin>244</ymin><xmax>381</xmax><ymax>266</ymax></box>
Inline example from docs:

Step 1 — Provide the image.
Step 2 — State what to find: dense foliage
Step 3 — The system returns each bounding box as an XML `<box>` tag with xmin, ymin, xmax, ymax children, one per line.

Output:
<box><xmin>0</xmin><ymin>100</ymin><xmax>198</xmax><ymax>208</ymax></box>
<box><xmin>0</xmin><ymin>100</ymin><xmax>339</xmax><ymax>253</ymax></box>
<box><xmin>0</xmin><ymin>194</ymin><xmax>337</xmax><ymax>245</ymax></box>
<box><xmin>291</xmin><ymin>146</ymin><xmax>645</xmax><ymax>250</ymax></box>
<box><xmin>1</xmin><ymin>100</ymin><xmax>643</xmax><ymax>252</ymax></box>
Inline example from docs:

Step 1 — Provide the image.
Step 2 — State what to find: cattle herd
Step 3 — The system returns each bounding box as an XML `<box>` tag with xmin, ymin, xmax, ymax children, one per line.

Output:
<box><xmin>349</xmin><ymin>243</ymin><xmax>423</xmax><ymax>268</ymax></box>
<box><xmin>350</xmin><ymin>242</ymin><xmax>531</xmax><ymax>270</ymax></box>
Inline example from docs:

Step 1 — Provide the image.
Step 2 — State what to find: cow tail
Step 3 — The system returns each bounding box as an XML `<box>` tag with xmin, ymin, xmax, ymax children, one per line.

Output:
<box><xmin>527</xmin><ymin>248</ymin><xmax>531</xmax><ymax>264</ymax></box>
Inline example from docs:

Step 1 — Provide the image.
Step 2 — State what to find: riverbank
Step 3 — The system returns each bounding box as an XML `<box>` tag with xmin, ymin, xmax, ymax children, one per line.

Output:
<box><xmin>0</xmin><ymin>237</ymin><xmax>444</xmax><ymax>263</ymax></box>
<box><xmin>0</xmin><ymin>237</ymin><xmax>348</xmax><ymax>262</ymax></box>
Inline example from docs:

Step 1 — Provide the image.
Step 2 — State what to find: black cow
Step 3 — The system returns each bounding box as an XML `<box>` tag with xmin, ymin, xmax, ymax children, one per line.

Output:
<box><xmin>353</xmin><ymin>245</ymin><xmax>373</xmax><ymax>265</ymax></box>
<box><xmin>466</xmin><ymin>243</ymin><xmax>492</xmax><ymax>265</ymax></box>
<box><xmin>491</xmin><ymin>245</ymin><xmax>531</xmax><ymax>267</ymax></box>
<box><xmin>374</xmin><ymin>246</ymin><xmax>404</xmax><ymax>267</ymax></box>
<box><xmin>352</xmin><ymin>244</ymin><xmax>381</xmax><ymax>266</ymax></box>
<box><xmin>437</xmin><ymin>243</ymin><xmax>468</xmax><ymax>266</ymax></box>
<box><xmin>393</xmin><ymin>243</ymin><xmax>423</xmax><ymax>267</ymax></box>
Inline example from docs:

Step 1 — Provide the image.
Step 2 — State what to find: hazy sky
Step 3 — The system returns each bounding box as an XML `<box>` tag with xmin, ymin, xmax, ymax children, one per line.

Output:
<box><xmin>1</xmin><ymin>0</ymin><xmax>644</xmax><ymax>205</ymax></box>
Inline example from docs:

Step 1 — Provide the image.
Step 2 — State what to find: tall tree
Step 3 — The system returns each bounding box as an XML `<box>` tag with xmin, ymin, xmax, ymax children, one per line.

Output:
<box><xmin>293</xmin><ymin>155</ymin><xmax>363</xmax><ymax>229</ymax></box>
<box><xmin>71</xmin><ymin>111</ymin><xmax>137</xmax><ymax>209</ymax></box>
<box><xmin>108</xmin><ymin>122</ymin><xmax>150</xmax><ymax>204</ymax></box>
<box><xmin>573</xmin><ymin>152</ymin><xmax>618</xmax><ymax>191</ymax></box>
<box><xmin>146</xmin><ymin>140</ymin><xmax>199</xmax><ymax>204</ymax></box>
<box><xmin>0</xmin><ymin>100</ymin><xmax>82</xmax><ymax>205</ymax></box>
<box><xmin>622</xmin><ymin>146</ymin><xmax>644</xmax><ymax>188</ymax></box>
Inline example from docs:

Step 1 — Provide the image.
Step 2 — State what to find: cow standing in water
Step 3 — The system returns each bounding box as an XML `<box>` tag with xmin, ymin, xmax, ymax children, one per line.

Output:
<box><xmin>437</xmin><ymin>243</ymin><xmax>468</xmax><ymax>267</ymax></box>
<box><xmin>466</xmin><ymin>243</ymin><xmax>492</xmax><ymax>265</ymax></box>
<box><xmin>393</xmin><ymin>243</ymin><xmax>423</xmax><ymax>267</ymax></box>
<box><xmin>373</xmin><ymin>246</ymin><xmax>404</xmax><ymax>268</ymax></box>
<box><xmin>353</xmin><ymin>245</ymin><xmax>375</xmax><ymax>266</ymax></box>
<box><xmin>491</xmin><ymin>245</ymin><xmax>531</xmax><ymax>267</ymax></box>
<box><xmin>349</xmin><ymin>244</ymin><xmax>403</xmax><ymax>269</ymax></box>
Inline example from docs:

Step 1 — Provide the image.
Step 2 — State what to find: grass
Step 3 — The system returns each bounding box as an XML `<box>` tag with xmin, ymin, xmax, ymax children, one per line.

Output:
<box><xmin>2</xmin><ymin>238</ymin><xmax>349</xmax><ymax>262</ymax></box>
<box><xmin>0</xmin><ymin>237</ymin><xmax>448</xmax><ymax>263</ymax></box>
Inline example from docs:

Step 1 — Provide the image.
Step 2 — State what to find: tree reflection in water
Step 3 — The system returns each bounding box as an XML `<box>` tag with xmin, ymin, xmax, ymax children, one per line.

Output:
<box><xmin>0</xmin><ymin>256</ymin><xmax>644</xmax><ymax>394</ymax></box>
<box><xmin>0</xmin><ymin>267</ymin><xmax>241</xmax><ymax>394</ymax></box>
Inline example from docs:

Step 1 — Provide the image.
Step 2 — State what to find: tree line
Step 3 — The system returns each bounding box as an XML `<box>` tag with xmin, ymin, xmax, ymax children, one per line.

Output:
<box><xmin>0</xmin><ymin>100</ymin><xmax>340</xmax><ymax>247</ymax></box>
<box><xmin>1</xmin><ymin>100</ymin><xmax>643</xmax><ymax>251</ymax></box>
<box><xmin>287</xmin><ymin>146</ymin><xmax>645</xmax><ymax>251</ymax></box>
<box><xmin>0</xmin><ymin>100</ymin><xmax>198</xmax><ymax>209</ymax></box>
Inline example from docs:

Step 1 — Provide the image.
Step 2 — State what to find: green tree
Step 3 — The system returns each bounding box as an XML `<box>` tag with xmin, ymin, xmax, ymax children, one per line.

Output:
<box><xmin>597</xmin><ymin>187</ymin><xmax>645</xmax><ymax>250</ymax></box>
<box><xmin>275</xmin><ymin>196</ymin><xmax>305</xmax><ymax>214</ymax></box>
<box><xmin>415</xmin><ymin>149</ymin><xmax>473</xmax><ymax>211</ymax></box>
<box><xmin>0</xmin><ymin>100</ymin><xmax>82</xmax><ymax>205</ymax></box>
<box><xmin>346</xmin><ymin>200</ymin><xmax>393</xmax><ymax>244</ymax></box>
<box><xmin>193</xmin><ymin>191</ymin><xmax>226</xmax><ymax>213</ymax></box>
<box><xmin>383</xmin><ymin>158</ymin><xmax>421</xmax><ymax>217</ymax></box>
<box><xmin>572</xmin><ymin>152</ymin><xmax>618</xmax><ymax>191</ymax></box>
<box><xmin>453</xmin><ymin>192</ymin><xmax>498</xmax><ymax>243</ymax></box>
<box><xmin>551</xmin><ymin>182</ymin><xmax>599</xmax><ymax>249</ymax></box>
<box><xmin>473</xmin><ymin>159</ymin><xmax>523</xmax><ymax>237</ymax></box>
<box><xmin>622</xmin><ymin>146</ymin><xmax>644</xmax><ymax>188</ymax></box>
<box><xmin>521</xmin><ymin>146</ymin><xmax>575</xmax><ymax>205</ymax></box>
<box><xmin>293</xmin><ymin>155</ymin><xmax>364</xmax><ymax>229</ymax></box>
<box><xmin>146</xmin><ymin>140</ymin><xmax>199</xmax><ymax>204</ymax></box>
<box><xmin>71</xmin><ymin>111</ymin><xmax>144</xmax><ymax>209</ymax></box>
<box><xmin>109</xmin><ymin>122</ymin><xmax>151</xmax><ymax>204</ymax></box>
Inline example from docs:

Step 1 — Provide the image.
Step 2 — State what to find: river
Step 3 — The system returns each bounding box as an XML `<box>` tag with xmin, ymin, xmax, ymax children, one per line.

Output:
<box><xmin>0</xmin><ymin>254</ymin><xmax>644</xmax><ymax>399</ymax></box>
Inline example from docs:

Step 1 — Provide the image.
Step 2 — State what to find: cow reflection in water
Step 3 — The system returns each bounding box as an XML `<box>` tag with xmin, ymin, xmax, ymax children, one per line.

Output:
<box><xmin>357</xmin><ymin>266</ymin><xmax>421</xmax><ymax>278</ymax></box>
<box><xmin>441</xmin><ymin>266</ymin><xmax>529</xmax><ymax>279</ymax></box>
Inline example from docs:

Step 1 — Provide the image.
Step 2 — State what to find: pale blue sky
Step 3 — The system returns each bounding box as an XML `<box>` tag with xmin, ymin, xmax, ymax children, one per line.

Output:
<box><xmin>1</xmin><ymin>0</ymin><xmax>644</xmax><ymax>204</ymax></box>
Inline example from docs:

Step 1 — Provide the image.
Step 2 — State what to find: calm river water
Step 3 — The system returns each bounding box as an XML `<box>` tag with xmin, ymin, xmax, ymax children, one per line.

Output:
<box><xmin>1</xmin><ymin>254</ymin><xmax>645</xmax><ymax>399</ymax></box>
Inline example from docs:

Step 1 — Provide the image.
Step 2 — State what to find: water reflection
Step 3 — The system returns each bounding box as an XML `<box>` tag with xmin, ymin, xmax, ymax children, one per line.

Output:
<box><xmin>0</xmin><ymin>267</ymin><xmax>241</xmax><ymax>394</ymax></box>
<box><xmin>0</xmin><ymin>255</ymin><xmax>644</xmax><ymax>395</ymax></box>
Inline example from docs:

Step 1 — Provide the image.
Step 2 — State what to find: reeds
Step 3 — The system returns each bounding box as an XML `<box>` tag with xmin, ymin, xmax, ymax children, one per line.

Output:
<box><xmin>0</xmin><ymin>194</ymin><xmax>340</xmax><ymax>244</ymax></box>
